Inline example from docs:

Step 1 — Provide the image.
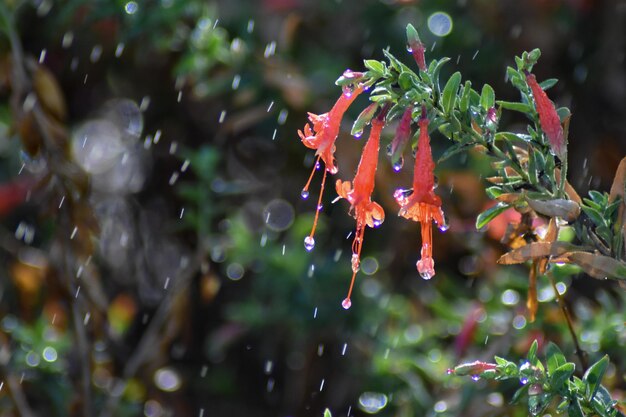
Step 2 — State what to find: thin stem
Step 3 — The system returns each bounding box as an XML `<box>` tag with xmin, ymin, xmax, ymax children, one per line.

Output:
<box><xmin>546</xmin><ymin>271</ymin><xmax>588</xmax><ymax>370</ymax></box>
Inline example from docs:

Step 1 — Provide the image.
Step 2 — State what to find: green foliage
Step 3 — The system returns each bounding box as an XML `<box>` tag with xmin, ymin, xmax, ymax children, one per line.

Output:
<box><xmin>452</xmin><ymin>342</ymin><xmax>623</xmax><ymax>417</ymax></box>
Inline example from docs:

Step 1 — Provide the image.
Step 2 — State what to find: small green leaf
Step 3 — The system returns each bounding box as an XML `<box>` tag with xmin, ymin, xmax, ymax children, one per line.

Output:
<box><xmin>581</xmin><ymin>205</ymin><xmax>606</xmax><ymax>227</ymax></box>
<box><xmin>511</xmin><ymin>384</ymin><xmax>529</xmax><ymax>404</ymax></box>
<box><xmin>364</xmin><ymin>59</ymin><xmax>385</xmax><ymax>75</ymax></box>
<box><xmin>568</xmin><ymin>399</ymin><xmax>585</xmax><ymax>417</ymax></box>
<box><xmin>324</xmin><ymin>408</ymin><xmax>332</xmax><ymax>417</ymax></box>
<box><xmin>485</xmin><ymin>186</ymin><xmax>503</xmax><ymax>199</ymax></box>
<box><xmin>557</xmin><ymin>107</ymin><xmax>571</xmax><ymax>122</ymax></box>
<box><xmin>528</xmin><ymin>147</ymin><xmax>539</xmax><ymax>185</ymax></box>
<box><xmin>550</xmin><ymin>363</ymin><xmax>575</xmax><ymax>389</ymax></box>
<box><xmin>430</xmin><ymin>57</ymin><xmax>451</xmax><ymax>92</ymax></box>
<box><xmin>480</xmin><ymin>84</ymin><xmax>495</xmax><ymax>111</ymax></box>
<box><xmin>528</xmin><ymin>340</ymin><xmax>539</xmax><ymax>365</ymax></box>
<box><xmin>438</xmin><ymin>141</ymin><xmax>474</xmax><ymax>162</ymax></box>
<box><xmin>398</xmin><ymin>71</ymin><xmax>415</xmax><ymax>90</ymax></box>
<box><xmin>406</xmin><ymin>23</ymin><xmax>421</xmax><ymax>44</ymax></box>
<box><xmin>539</xmin><ymin>78</ymin><xmax>558</xmax><ymax>90</ymax></box>
<box><xmin>583</xmin><ymin>355</ymin><xmax>609</xmax><ymax>401</ymax></box>
<box><xmin>351</xmin><ymin>103</ymin><xmax>379</xmax><ymax>137</ymax></box>
<box><xmin>476</xmin><ymin>202</ymin><xmax>509</xmax><ymax>229</ymax></box>
<box><xmin>459</xmin><ymin>80</ymin><xmax>472</xmax><ymax>112</ymax></box>
<box><xmin>442</xmin><ymin>71</ymin><xmax>462</xmax><ymax>114</ymax></box>
<box><xmin>497</xmin><ymin>100</ymin><xmax>532</xmax><ymax>113</ymax></box>
<box><xmin>546</xmin><ymin>342</ymin><xmax>567</xmax><ymax>374</ymax></box>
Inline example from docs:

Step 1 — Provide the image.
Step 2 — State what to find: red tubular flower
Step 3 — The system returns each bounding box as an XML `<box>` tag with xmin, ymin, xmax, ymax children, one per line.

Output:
<box><xmin>394</xmin><ymin>108</ymin><xmax>445</xmax><ymax>279</ymax></box>
<box><xmin>389</xmin><ymin>107</ymin><xmax>413</xmax><ymax>171</ymax></box>
<box><xmin>335</xmin><ymin>116</ymin><xmax>385</xmax><ymax>309</ymax></box>
<box><xmin>525</xmin><ymin>73</ymin><xmax>565</xmax><ymax>158</ymax></box>
<box><xmin>298</xmin><ymin>85</ymin><xmax>364</xmax><ymax>251</ymax></box>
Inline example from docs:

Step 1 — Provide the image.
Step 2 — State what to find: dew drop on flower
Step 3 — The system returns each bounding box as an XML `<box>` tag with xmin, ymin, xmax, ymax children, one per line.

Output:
<box><xmin>438</xmin><ymin>222</ymin><xmax>449</xmax><ymax>232</ymax></box>
<box><xmin>342</xmin><ymin>298</ymin><xmax>352</xmax><ymax>310</ymax></box>
<box><xmin>446</xmin><ymin>368</ymin><xmax>454</xmax><ymax>375</ymax></box>
<box><xmin>471</xmin><ymin>374</ymin><xmax>481</xmax><ymax>381</ymax></box>
<box><xmin>300</xmin><ymin>189</ymin><xmax>309</xmax><ymax>199</ymax></box>
<box><xmin>351</xmin><ymin>253</ymin><xmax>360</xmax><ymax>273</ymax></box>
<box><xmin>304</xmin><ymin>236</ymin><xmax>315</xmax><ymax>251</ymax></box>
<box><xmin>392</xmin><ymin>157</ymin><xmax>404</xmax><ymax>172</ymax></box>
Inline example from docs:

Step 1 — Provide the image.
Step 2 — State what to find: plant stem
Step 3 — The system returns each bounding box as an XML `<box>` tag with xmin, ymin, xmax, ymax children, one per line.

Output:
<box><xmin>546</xmin><ymin>271</ymin><xmax>588</xmax><ymax>370</ymax></box>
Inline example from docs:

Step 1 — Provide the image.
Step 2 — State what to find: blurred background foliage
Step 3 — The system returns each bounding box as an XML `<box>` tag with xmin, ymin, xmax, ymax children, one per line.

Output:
<box><xmin>0</xmin><ymin>0</ymin><xmax>624</xmax><ymax>416</ymax></box>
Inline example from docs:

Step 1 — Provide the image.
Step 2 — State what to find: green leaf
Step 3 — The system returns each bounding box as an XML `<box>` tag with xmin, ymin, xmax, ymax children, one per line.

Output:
<box><xmin>364</xmin><ymin>59</ymin><xmax>385</xmax><ymax>75</ymax></box>
<box><xmin>480</xmin><ymin>84</ymin><xmax>495</xmax><ymax>111</ymax></box>
<box><xmin>568</xmin><ymin>399</ymin><xmax>585</xmax><ymax>417</ymax></box>
<box><xmin>528</xmin><ymin>340</ymin><xmax>539</xmax><ymax>365</ymax></box>
<box><xmin>442</xmin><ymin>71</ymin><xmax>462</xmax><ymax>115</ymax></box>
<box><xmin>459</xmin><ymin>80</ymin><xmax>472</xmax><ymax>113</ymax></box>
<box><xmin>437</xmin><ymin>141</ymin><xmax>474</xmax><ymax>162</ymax></box>
<box><xmin>550</xmin><ymin>363</ymin><xmax>575</xmax><ymax>390</ymax></box>
<box><xmin>485</xmin><ymin>186</ymin><xmax>503</xmax><ymax>199</ymax></box>
<box><xmin>476</xmin><ymin>202</ymin><xmax>509</xmax><ymax>229</ymax></box>
<box><xmin>581</xmin><ymin>205</ymin><xmax>606</xmax><ymax>227</ymax></box>
<box><xmin>583</xmin><ymin>355</ymin><xmax>609</xmax><ymax>401</ymax></box>
<box><xmin>528</xmin><ymin>147</ymin><xmax>539</xmax><ymax>186</ymax></box>
<box><xmin>497</xmin><ymin>100</ymin><xmax>532</xmax><ymax>113</ymax></box>
<box><xmin>430</xmin><ymin>57</ymin><xmax>451</xmax><ymax>92</ymax></box>
<box><xmin>324</xmin><ymin>408</ymin><xmax>332</xmax><ymax>417</ymax></box>
<box><xmin>398</xmin><ymin>71</ymin><xmax>415</xmax><ymax>90</ymax></box>
<box><xmin>539</xmin><ymin>78</ymin><xmax>558</xmax><ymax>90</ymax></box>
<box><xmin>546</xmin><ymin>342</ymin><xmax>567</xmax><ymax>374</ymax></box>
<box><xmin>511</xmin><ymin>384</ymin><xmax>529</xmax><ymax>404</ymax></box>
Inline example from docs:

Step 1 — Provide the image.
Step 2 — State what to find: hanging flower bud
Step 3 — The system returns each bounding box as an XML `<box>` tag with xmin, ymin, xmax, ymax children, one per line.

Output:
<box><xmin>389</xmin><ymin>106</ymin><xmax>414</xmax><ymax>172</ymax></box>
<box><xmin>406</xmin><ymin>24</ymin><xmax>427</xmax><ymax>72</ymax></box>
<box><xmin>525</xmin><ymin>72</ymin><xmax>566</xmax><ymax>159</ymax></box>
<box><xmin>298</xmin><ymin>85</ymin><xmax>364</xmax><ymax>251</ymax></box>
<box><xmin>351</xmin><ymin>103</ymin><xmax>379</xmax><ymax>139</ymax></box>
<box><xmin>394</xmin><ymin>106</ymin><xmax>446</xmax><ymax>279</ymax></box>
<box><xmin>335</xmin><ymin>110</ymin><xmax>387</xmax><ymax>309</ymax></box>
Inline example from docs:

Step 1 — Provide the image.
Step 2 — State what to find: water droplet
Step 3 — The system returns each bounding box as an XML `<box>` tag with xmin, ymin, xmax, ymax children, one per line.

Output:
<box><xmin>351</xmin><ymin>253</ymin><xmax>360</xmax><ymax>273</ymax></box>
<box><xmin>520</xmin><ymin>377</ymin><xmax>529</xmax><ymax>385</ymax></box>
<box><xmin>406</xmin><ymin>44</ymin><xmax>413</xmax><ymax>53</ymax></box>
<box><xmin>342</xmin><ymin>298</ymin><xmax>352</xmax><ymax>310</ymax></box>
<box><xmin>386</xmin><ymin>143</ymin><xmax>393</xmax><ymax>156</ymax></box>
<box><xmin>471</xmin><ymin>374</ymin><xmax>480</xmax><ymax>381</ymax></box>
<box><xmin>329</xmin><ymin>166</ymin><xmax>338</xmax><ymax>175</ymax></box>
<box><xmin>353</xmin><ymin>130</ymin><xmax>363</xmax><ymax>139</ymax></box>
<box><xmin>342</xmin><ymin>85</ymin><xmax>353</xmax><ymax>97</ymax></box>
<box><xmin>446</xmin><ymin>368</ymin><xmax>455</xmax><ymax>375</ymax></box>
<box><xmin>392</xmin><ymin>157</ymin><xmax>404</xmax><ymax>172</ymax></box>
<box><xmin>317</xmin><ymin>204</ymin><xmax>323</xmax><ymax>211</ymax></box>
<box><xmin>438</xmin><ymin>222</ymin><xmax>449</xmax><ymax>232</ymax></box>
<box><xmin>417</xmin><ymin>258</ymin><xmax>435</xmax><ymax>280</ymax></box>
<box><xmin>372</xmin><ymin>219</ymin><xmax>382</xmax><ymax>228</ymax></box>
<box><xmin>300</xmin><ymin>189</ymin><xmax>309</xmax><ymax>199</ymax></box>
<box><xmin>304</xmin><ymin>236</ymin><xmax>315</xmax><ymax>251</ymax></box>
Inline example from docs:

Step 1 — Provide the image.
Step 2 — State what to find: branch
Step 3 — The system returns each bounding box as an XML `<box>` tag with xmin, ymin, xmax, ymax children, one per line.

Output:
<box><xmin>98</xmin><ymin>253</ymin><xmax>202</xmax><ymax>417</ymax></box>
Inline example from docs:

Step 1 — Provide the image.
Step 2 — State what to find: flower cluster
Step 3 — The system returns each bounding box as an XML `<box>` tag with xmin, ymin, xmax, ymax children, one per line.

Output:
<box><xmin>298</xmin><ymin>82</ymin><xmax>446</xmax><ymax>308</ymax></box>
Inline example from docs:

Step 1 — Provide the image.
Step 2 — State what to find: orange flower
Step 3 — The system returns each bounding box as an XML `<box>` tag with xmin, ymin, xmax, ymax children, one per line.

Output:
<box><xmin>525</xmin><ymin>72</ymin><xmax>565</xmax><ymax>158</ymax></box>
<box><xmin>394</xmin><ymin>108</ymin><xmax>445</xmax><ymax>279</ymax></box>
<box><xmin>335</xmin><ymin>116</ymin><xmax>385</xmax><ymax>309</ymax></box>
<box><xmin>299</xmin><ymin>85</ymin><xmax>364</xmax><ymax>251</ymax></box>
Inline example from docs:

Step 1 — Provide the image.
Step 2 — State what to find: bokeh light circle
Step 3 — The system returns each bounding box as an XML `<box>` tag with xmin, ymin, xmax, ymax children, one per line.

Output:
<box><xmin>428</xmin><ymin>12</ymin><xmax>453</xmax><ymax>37</ymax></box>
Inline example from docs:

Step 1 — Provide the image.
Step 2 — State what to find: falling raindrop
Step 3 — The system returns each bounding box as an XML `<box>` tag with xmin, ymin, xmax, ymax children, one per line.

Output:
<box><xmin>232</xmin><ymin>74</ymin><xmax>241</xmax><ymax>90</ymax></box>
<box><xmin>39</xmin><ymin>49</ymin><xmax>47</xmax><ymax>63</ymax></box>
<box><xmin>115</xmin><ymin>43</ymin><xmax>125</xmax><ymax>58</ymax></box>
<box><xmin>264</xmin><ymin>41</ymin><xmax>276</xmax><ymax>58</ymax></box>
<box><xmin>247</xmin><ymin>19</ymin><xmax>255</xmax><ymax>33</ymax></box>
<box><xmin>219</xmin><ymin>110</ymin><xmax>227</xmax><ymax>123</ymax></box>
<box><xmin>62</xmin><ymin>31</ymin><xmax>74</xmax><ymax>48</ymax></box>
<box><xmin>341</xmin><ymin>343</ymin><xmax>348</xmax><ymax>356</ymax></box>
<box><xmin>90</xmin><ymin>45</ymin><xmax>103</xmax><ymax>63</ymax></box>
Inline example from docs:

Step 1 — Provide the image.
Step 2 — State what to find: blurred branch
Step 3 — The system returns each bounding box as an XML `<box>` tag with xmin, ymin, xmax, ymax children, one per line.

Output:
<box><xmin>0</xmin><ymin>343</ymin><xmax>36</xmax><ymax>417</ymax></box>
<box><xmin>98</xmin><ymin>252</ymin><xmax>202</xmax><ymax>417</ymax></box>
